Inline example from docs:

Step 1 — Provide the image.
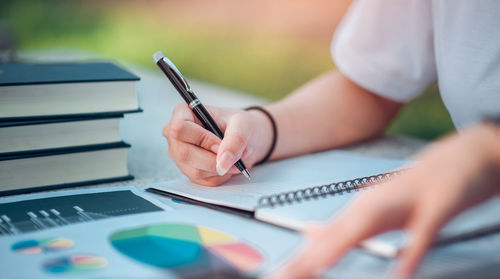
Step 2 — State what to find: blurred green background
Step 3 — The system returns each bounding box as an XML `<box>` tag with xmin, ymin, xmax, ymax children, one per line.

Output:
<box><xmin>0</xmin><ymin>0</ymin><xmax>455</xmax><ymax>140</ymax></box>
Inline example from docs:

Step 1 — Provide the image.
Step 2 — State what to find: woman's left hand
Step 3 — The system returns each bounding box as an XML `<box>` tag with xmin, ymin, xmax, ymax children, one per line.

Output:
<box><xmin>269</xmin><ymin>123</ymin><xmax>500</xmax><ymax>279</ymax></box>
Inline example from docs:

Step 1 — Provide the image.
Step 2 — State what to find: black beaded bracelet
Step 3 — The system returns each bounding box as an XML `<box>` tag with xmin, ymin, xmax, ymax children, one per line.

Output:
<box><xmin>245</xmin><ymin>106</ymin><xmax>277</xmax><ymax>166</ymax></box>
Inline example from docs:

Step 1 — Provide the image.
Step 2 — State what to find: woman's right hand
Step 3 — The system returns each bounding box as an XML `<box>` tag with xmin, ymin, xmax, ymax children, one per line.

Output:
<box><xmin>163</xmin><ymin>103</ymin><xmax>273</xmax><ymax>186</ymax></box>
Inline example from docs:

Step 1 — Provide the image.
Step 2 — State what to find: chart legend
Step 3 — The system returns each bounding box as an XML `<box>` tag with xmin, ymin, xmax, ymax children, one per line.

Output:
<box><xmin>12</xmin><ymin>237</ymin><xmax>74</xmax><ymax>254</ymax></box>
<box><xmin>43</xmin><ymin>254</ymin><xmax>108</xmax><ymax>274</ymax></box>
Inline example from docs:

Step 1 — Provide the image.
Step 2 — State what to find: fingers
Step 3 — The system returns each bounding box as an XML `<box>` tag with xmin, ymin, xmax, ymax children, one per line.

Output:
<box><xmin>170</xmin><ymin>141</ymin><xmax>218</xmax><ymax>172</ymax></box>
<box><xmin>166</xmin><ymin>104</ymin><xmax>222</xmax><ymax>151</ymax></box>
<box><xmin>393</xmin><ymin>213</ymin><xmax>441</xmax><ymax>279</ymax></box>
<box><xmin>271</xmin><ymin>209</ymin><xmax>384</xmax><ymax>279</ymax></box>
<box><xmin>191</xmin><ymin>173</ymin><xmax>235</xmax><ymax>187</ymax></box>
<box><xmin>170</xmin><ymin>103</ymin><xmax>200</xmax><ymax>125</ymax></box>
<box><xmin>165</xmin><ymin>104</ymin><xmax>254</xmax><ymax>184</ymax></box>
<box><xmin>169</xmin><ymin>140</ymin><xmax>239</xmax><ymax>171</ymax></box>
<box><xmin>169</xmin><ymin>121</ymin><xmax>222</xmax><ymax>151</ymax></box>
<box><xmin>271</xmin><ymin>188</ymin><xmax>415</xmax><ymax>279</ymax></box>
<box><xmin>216</xmin><ymin>113</ymin><xmax>252</xmax><ymax>176</ymax></box>
<box><xmin>270</xmin><ymin>227</ymin><xmax>349</xmax><ymax>279</ymax></box>
<box><xmin>166</xmin><ymin>124</ymin><xmax>240</xmax><ymax>185</ymax></box>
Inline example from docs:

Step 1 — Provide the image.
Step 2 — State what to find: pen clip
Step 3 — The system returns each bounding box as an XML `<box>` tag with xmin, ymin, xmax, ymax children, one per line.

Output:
<box><xmin>162</xmin><ymin>56</ymin><xmax>191</xmax><ymax>91</ymax></box>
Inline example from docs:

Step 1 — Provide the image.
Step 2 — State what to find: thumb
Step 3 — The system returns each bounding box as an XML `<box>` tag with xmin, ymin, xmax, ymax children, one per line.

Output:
<box><xmin>216</xmin><ymin>113</ymin><xmax>251</xmax><ymax>176</ymax></box>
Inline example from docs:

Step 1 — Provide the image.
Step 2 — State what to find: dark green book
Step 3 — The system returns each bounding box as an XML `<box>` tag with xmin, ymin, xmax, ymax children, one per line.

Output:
<box><xmin>0</xmin><ymin>142</ymin><xmax>133</xmax><ymax>195</ymax></box>
<box><xmin>0</xmin><ymin>115</ymin><xmax>128</xmax><ymax>154</ymax></box>
<box><xmin>0</xmin><ymin>62</ymin><xmax>140</xmax><ymax>121</ymax></box>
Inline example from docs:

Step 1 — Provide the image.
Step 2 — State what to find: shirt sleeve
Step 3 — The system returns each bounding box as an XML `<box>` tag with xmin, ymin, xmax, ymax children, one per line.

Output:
<box><xmin>332</xmin><ymin>0</ymin><xmax>437</xmax><ymax>103</ymax></box>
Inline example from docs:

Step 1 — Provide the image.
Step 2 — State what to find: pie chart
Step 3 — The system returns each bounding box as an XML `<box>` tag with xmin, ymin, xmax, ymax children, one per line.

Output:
<box><xmin>110</xmin><ymin>223</ymin><xmax>263</xmax><ymax>277</ymax></box>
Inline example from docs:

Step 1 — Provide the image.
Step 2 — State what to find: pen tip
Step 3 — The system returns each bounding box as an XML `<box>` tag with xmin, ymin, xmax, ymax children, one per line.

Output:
<box><xmin>242</xmin><ymin>169</ymin><xmax>251</xmax><ymax>180</ymax></box>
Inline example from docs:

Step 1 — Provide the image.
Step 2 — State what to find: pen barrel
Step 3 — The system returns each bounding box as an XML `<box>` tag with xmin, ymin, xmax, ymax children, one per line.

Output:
<box><xmin>192</xmin><ymin>103</ymin><xmax>224</xmax><ymax>139</ymax></box>
<box><xmin>156</xmin><ymin>60</ymin><xmax>192</xmax><ymax>103</ymax></box>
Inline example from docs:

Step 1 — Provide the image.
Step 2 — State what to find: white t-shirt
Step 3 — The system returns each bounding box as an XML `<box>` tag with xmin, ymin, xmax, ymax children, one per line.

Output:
<box><xmin>332</xmin><ymin>0</ymin><xmax>500</xmax><ymax>129</ymax></box>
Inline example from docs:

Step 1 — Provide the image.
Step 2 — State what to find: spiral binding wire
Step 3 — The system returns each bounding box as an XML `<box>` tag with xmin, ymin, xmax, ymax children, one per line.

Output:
<box><xmin>256</xmin><ymin>170</ymin><xmax>404</xmax><ymax>208</ymax></box>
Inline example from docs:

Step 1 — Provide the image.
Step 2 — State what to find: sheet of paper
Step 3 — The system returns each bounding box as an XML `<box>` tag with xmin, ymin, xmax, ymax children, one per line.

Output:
<box><xmin>152</xmin><ymin>150</ymin><xmax>408</xmax><ymax>211</ymax></box>
<box><xmin>0</xmin><ymin>186</ymin><xmax>302</xmax><ymax>278</ymax></box>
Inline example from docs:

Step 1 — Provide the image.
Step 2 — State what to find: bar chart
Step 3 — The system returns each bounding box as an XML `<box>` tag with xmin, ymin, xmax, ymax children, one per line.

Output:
<box><xmin>0</xmin><ymin>190</ymin><xmax>162</xmax><ymax>235</ymax></box>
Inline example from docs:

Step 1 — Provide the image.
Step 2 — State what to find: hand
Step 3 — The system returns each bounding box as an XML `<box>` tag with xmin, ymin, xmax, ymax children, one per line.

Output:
<box><xmin>163</xmin><ymin>104</ymin><xmax>273</xmax><ymax>186</ymax></box>
<box><xmin>270</xmin><ymin>124</ymin><xmax>500</xmax><ymax>279</ymax></box>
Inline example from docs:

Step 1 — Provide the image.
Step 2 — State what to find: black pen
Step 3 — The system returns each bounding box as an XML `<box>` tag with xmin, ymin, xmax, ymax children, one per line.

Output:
<box><xmin>153</xmin><ymin>50</ymin><xmax>251</xmax><ymax>180</ymax></box>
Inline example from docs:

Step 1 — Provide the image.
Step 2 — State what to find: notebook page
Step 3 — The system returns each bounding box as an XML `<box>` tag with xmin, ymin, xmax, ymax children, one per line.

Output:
<box><xmin>152</xmin><ymin>150</ymin><xmax>407</xmax><ymax>211</ymax></box>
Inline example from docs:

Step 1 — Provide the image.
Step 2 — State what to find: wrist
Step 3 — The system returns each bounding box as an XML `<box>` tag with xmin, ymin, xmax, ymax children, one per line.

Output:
<box><xmin>480</xmin><ymin>123</ymin><xmax>500</xmax><ymax>196</ymax></box>
<box><xmin>479</xmin><ymin>123</ymin><xmax>500</xmax><ymax>167</ymax></box>
<box><xmin>248</xmin><ymin>108</ymin><xmax>275</xmax><ymax>164</ymax></box>
<box><xmin>464</xmin><ymin>124</ymin><xmax>500</xmax><ymax>197</ymax></box>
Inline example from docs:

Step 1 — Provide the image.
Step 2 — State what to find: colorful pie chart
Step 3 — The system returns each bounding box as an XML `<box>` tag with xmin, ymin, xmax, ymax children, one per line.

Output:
<box><xmin>11</xmin><ymin>238</ymin><xmax>74</xmax><ymax>254</ymax></box>
<box><xmin>43</xmin><ymin>254</ymin><xmax>108</xmax><ymax>274</ymax></box>
<box><xmin>110</xmin><ymin>223</ymin><xmax>263</xmax><ymax>276</ymax></box>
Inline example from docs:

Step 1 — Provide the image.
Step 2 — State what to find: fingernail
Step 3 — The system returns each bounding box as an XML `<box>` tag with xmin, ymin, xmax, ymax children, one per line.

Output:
<box><xmin>242</xmin><ymin>147</ymin><xmax>254</xmax><ymax>159</ymax></box>
<box><xmin>216</xmin><ymin>151</ymin><xmax>235</xmax><ymax>176</ymax></box>
<box><xmin>210</xmin><ymin>144</ymin><xmax>219</xmax><ymax>153</ymax></box>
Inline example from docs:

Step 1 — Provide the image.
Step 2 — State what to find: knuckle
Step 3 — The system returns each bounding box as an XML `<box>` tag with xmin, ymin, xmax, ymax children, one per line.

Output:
<box><xmin>199</xmin><ymin>132</ymin><xmax>217</xmax><ymax>149</ymax></box>
<box><xmin>169</xmin><ymin>122</ymin><xmax>185</xmax><ymax>140</ymax></box>
<box><xmin>176</xmin><ymin>146</ymin><xmax>190</xmax><ymax>163</ymax></box>
<box><xmin>173</xmin><ymin>103</ymin><xmax>187</xmax><ymax>114</ymax></box>
<box><xmin>189</xmin><ymin>168</ymin><xmax>204</xmax><ymax>180</ymax></box>
<box><xmin>162</xmin><ymin>124</ymin><xmax>170</xmax><ymax>138</ymax></box>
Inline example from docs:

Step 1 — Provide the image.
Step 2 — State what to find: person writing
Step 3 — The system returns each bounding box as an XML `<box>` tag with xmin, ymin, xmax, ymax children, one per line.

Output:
<box><xmin>163</xmin><ymin>0</ymin><xmax>500</xmax><ymax>278</ymax></box>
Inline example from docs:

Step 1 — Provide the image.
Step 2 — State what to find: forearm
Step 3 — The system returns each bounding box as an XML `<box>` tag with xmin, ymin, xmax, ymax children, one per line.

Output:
<box><xmin>255</xmin><ymin>70</ymin><xmax>402</xmax><ymax>160</ymax></box>
<box><xmin>413</xmin><ymin>122</ymin><xmax>500</xmax><ymax>208</ymax></box>
<box><xmin>471</xmin><ymin>123</ymin><xmax>500</xmax><ymax>198</ymax></box>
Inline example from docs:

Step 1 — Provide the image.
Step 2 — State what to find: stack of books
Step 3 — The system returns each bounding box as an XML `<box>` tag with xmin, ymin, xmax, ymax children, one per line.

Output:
<box><xmin>0</xmin><ymin>61</ymin><xmax>141</xmax><ymax>195</ymax></box>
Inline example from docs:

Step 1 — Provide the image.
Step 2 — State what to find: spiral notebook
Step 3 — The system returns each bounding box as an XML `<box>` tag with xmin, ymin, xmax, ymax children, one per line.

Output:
<box><xmin>149</xmin><ymin>149</ymin><xmax>500</xmax><ymax>258</ymax></box>
<box><xmin>149</xmin><ymin>150</ymin><xmax>407</xmax><ymax>225</ymax></box>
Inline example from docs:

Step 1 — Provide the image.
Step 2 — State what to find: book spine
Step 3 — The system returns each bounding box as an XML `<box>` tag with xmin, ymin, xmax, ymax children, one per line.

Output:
<box><xmin>0</xmin><ymin>109</ymin><xmax>142</xmax><ymax>123</ymax></box>
<box><xmin>0</xmin><ymin>142</ymin><xmax>131</xmax><ymax>161</ymax></box>
<box><xmin>0</xmin><ymin>175</ymin><xmax>134</xmax><ymax>197</ymax></box>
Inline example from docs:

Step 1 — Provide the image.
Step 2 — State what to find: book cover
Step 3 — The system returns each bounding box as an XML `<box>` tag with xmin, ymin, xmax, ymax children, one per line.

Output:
<box><xmin>0</xmin><ymin>61</ymin><xmax>140</xmax><ymax>86</ymax></box>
